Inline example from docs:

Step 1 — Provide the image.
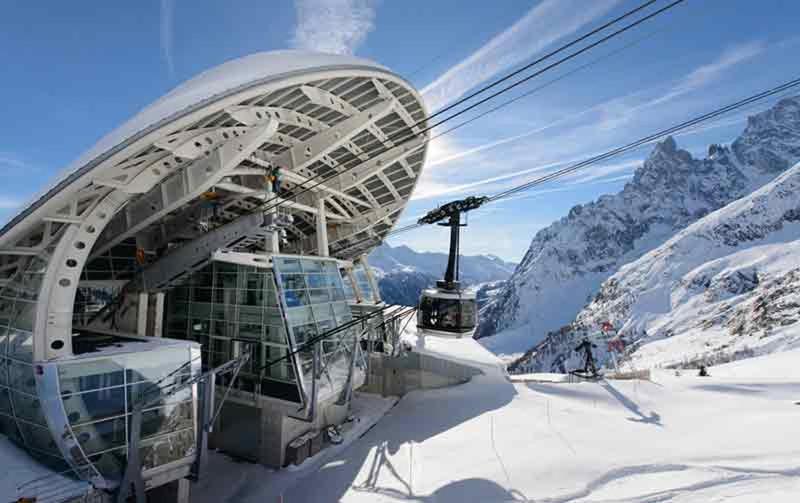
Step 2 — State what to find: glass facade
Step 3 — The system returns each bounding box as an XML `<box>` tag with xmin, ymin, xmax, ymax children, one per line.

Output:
<box><xmin>272</xmin><ymin>256</ymin><xmax>362</xmax><ymax>402</ymax></box>
<box><xmin>164</xmin><ymin>255</ymin><xmax>364</xmax><ymax>405</ymax></box>
<box><xmin>54</xmin><ymin>345</ymin><xmax>198</xmax><ymax>480</ymax></box>
<box><xmin>0</xmin><ymin>254</ymin><xmax>68</xmax><ymax>470</ymax></box>
<box><xmin>0</xmin><ymin>240</ymin><xmax>201</xmax><ymax>484</ymax></box>
<box><xmin>165</xmin><ymin>260</ymin><xmax>300</xmax><ymax>402</ymax></box>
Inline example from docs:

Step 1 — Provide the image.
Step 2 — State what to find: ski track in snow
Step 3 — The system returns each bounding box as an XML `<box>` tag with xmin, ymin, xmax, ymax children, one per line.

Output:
<box><xmin>190</xmin><ymin>339</ymin><xmax>800</xmax><ymax>503</ymax></box>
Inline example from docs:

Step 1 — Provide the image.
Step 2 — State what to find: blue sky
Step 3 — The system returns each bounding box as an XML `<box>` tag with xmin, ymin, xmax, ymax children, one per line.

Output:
<box><xmin>1</xmin><ymin>1</ymin><xmax>799</xmax><ymax>261</ymax></box>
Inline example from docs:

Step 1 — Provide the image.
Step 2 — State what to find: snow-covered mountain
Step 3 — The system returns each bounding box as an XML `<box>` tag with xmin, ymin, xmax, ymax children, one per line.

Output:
<box><xmin>478</xmin><ymin>96</ymin><xmax>800</xmax><ymax>359</ymax></box>
<box><xmin>512</xmin><ymin>159</ymin><xmax>800</xmax><ymax>373</ymax></box>
<box><xmin>369</xmin><ymin>243</ymin><xmax>517</xmax><ymax>306</ymax></box>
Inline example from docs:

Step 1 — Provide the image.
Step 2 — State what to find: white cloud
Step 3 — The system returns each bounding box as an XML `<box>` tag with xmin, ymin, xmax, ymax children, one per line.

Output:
<box><xmin>562</xmin><ymin>159</ymin><xmax>640</xmax><ymax>184</ymax></box>
<box><xmin>160</xmin><ymin>0</ymin><xmax>176</xmax><ymax>78</ymax></box>
<box><xmin>0</xmin><ymin>196</ymin><xmax>21</xmax><ymax>210</ymax></box>
<box><xmin>0</xmin><ymin>153</ymin><xmax>26</xmax><ymax>170</ymax></box>
<box><xmin>681</xmin><ymin>41</ymin><xmax>765</xmax><ymax>93</ymax></box>
<box><xmin>291</xmin><ymin>0</ymin><xmax>376</xmax><ymax>55</ymax></box>
<box><xmin>626</xmin><ymin>40</ymin><xmax>766</xmax><ymax>114</ymax></box>
<box><xmin>421</xmin><ymin>0</ymin><xmax>619</xmax><ymax>112</ymax></box>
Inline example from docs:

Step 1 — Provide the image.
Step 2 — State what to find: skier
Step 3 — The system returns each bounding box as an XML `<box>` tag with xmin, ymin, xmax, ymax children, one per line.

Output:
<box><xmin>575</xmin><ymin>337</ymin><xmax>598</xmax><ymax>377</ymax></box>
<box><xmin>698</xmin><ymin>365</ymin><xmax>710</xmax><ymax>377</ymax></box>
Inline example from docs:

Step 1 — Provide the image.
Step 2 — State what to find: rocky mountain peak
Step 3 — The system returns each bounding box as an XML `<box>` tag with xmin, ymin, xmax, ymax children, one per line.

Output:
<box><xmin>477</xmin><ymin>96</ymin><xmax>800</xmax><ymax>351</ymax></box>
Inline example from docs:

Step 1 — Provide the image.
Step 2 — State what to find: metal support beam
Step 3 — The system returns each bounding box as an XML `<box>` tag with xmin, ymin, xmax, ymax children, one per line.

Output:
<box><xmin>270</xmin><ymin>100</ymin><xmax>393</xmax><ymax>176</ymax></box>
<box><xmin>91</xmin><ymin>120</ymin><xmax>278</xmax><ymax>259</ymax></box>
<box><xmin>152</xmin><ymin>292</ymin><xmax>165</xmax><ymax>337</ymax></box>
<box><xmin>136</xmin><ymin>292</ymin><xmax>148</xmax><ymax>336</ymax></box>
<box><xmin>340</xmin><ymin>137</ymin><xmax>426</xmax><ymax>193</ymax></box>
<box><xmin>377</xmin><ymin>172</ymin><xmax>401</xmax><ymax>201</ymax></box>
<box><xmin>359</xmin><ymin>255</ymin><xmax>381</xmax><ymax>303</ymax></box>
<box><xmin>316</xmin><ymin>196</ymin><xmax>329</xmax><ymax>257</ymax></box>
<box><xmin>267</xmin><ymin>181</ymin><xmax>280</xmax><ymax>253</ymax></box>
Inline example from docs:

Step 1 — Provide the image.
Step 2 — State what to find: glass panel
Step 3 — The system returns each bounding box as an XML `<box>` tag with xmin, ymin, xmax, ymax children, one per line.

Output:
<box><xmin>11</xmin><ymin>390</ymin><xmax>47</xmax><ymax>425</ymax></box>
<box><xmin>7</xmin><ymin>327</ymin><xmax>34</xmax><ymax>361</ymax></box>
<box><xmin>281</xmin><ymin>273</ymin><xmax>307</xmax><ymax>291</ymax></box>
<box><xmin>275</xmin><ymin>257</ymin><xmax>302</xmax><ymax>273</ymax></box>
<box><xmin>0</xmin><ymin>299</ymin><xmax>15</xmax><ymax>326</ymax></box>
<box><xmin>141</xmin><ymin>401</ymin><xmax>193</xmax><ymax>439</ymax></box>
<box><xmin>127</xmin><ymin>383</ymin><xmax>191</xmax><ymax>410</ymax></box>
<box><xmin>9</xmin><ymin>360</ymin><xmax>36</xmax><ymax>395</ymax></box>
<box><xmin>308</xmin><ymin>288</ymin><xmax>331</xmax><ymax>304</ymax></box>
<box><xmin>86</xmin><ymin>448</ymin><xmax>127</xmax><ymax>479</ymax></box>
<box><xmin>306</xmin><ymin>273</ymin><xmax>326</xmax><ymax>289</ymax></box>
<box><xmin>461</xmin><ymin>299</ymin><xmax>477</xmax><ymax>329</ymax></box>
<box><xmin>0</xmin><ymin>325</ymin><xmax>9</xmax><ymax>353</ymax></box>
<box><xmin>0</xmin><ymin>357</ymin><xmax>8</xmax><ymax>386</ymax></box>
<box><xmin>140</xmin><ymin>428</ymin><xmax>195</xmax><ymax>471</ymax></box>
<box><xmin>18</xmin><ymin>421</ymin><xmax>61</xmax><ymax>455</ymax></box>
<box><xmin>419</xmin><ymin>296</ymin><xmax>476</xmax><ymax>332</ymax></box>
<box><xmin>237</xmin><ymin>323</ymin><xmax>261</xmax><ymax>340</ymax></box>
<box><xmin>353</xmin><ymin>263</ymin><xmax>375</xmax><ymax>301</ymax></box>
<box><xmin>63</xmin><ymin>387</ymin><xmax>126</xmax><ymax>425</ymax></box>
<box><xmin>58</xmin><ymin>359</ymin><xmax>125</xmax><ymax>394</ymax></box>
<box><xmin>264</xmin><ymin>325</ymin><xmax>286</xmax><ymax>345</ymax></box>
<box><xmin>289</xmin><ymin>289</ymin><xmax>310</xmax><ymax>307</ymax></box>
<box><xmin>0</xmin><ymin>413</ymin><xmax>24</xmax><ymax>444</ymax></box>
<box><xmin>238</xmin><ymin>306</ymin><xmax>262</xmax><ymax>325</ymax></box>
<box><xmin>287</xmin><ymin>306</ymin><xmax>314</xmax><ymax>326</ymax></box>
<box><xmin>292</xmin><ymin>323</ymin><xmax>317</xmax><ymax>346</ymax></box>
<box><xmin>301</xmin><ymin>260</ymin><xmax>324</xmax><ymax>273</ymax></box>
<box><xmin>124</xmin><ymin>348</ymin><xmax>192</xmax><ymax>384</ymax></box>
<box><xmin>71</xmin><ymin>417</ymin><xmax>127</xmax><ymax>455</ymax></box>
<box><xmin>0</xmin><ymin>386</ymin><xmax>11</xmax><ymax>414</ymax></box>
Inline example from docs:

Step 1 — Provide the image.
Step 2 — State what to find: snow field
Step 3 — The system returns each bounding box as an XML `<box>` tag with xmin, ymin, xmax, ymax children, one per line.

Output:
<box><xmin>196</xmin><ymin>340</ymin><xmax>800</xmax><ymax>502</ymax></box>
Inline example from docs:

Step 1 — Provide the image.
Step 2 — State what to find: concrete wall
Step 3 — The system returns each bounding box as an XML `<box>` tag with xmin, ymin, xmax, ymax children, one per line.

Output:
<box><xmin>210</xmin><ymin>351</ymin><xmax>483</xmax><ymax>470</ymax></box>
<box><xmin>362</xmin><ymin>352</ymin><xmax>482</xmax><ymax>396</ymax></box>
<box><xmin>210</xmin><ymin>393</ymin><xmax>350</xmax><ymax>469</ymax></box>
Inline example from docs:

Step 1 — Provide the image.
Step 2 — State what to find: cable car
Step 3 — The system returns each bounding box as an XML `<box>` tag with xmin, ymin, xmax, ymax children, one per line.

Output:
<box><xmin>416</xmin><ymin>196</ymin><xmax>487</xmax><ymax>338</ymax></box>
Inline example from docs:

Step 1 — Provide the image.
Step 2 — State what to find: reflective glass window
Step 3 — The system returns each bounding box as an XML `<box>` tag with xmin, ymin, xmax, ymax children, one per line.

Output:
<box><xmin>62</xmin><ymin>387</ymin><xmax>126</xmax><ymax>425</ymax></box>
<box><xmin>71</xmin><ymin>417</ymin><xmax>127</xmax><ymax>455</ymax></box>
<box><xmin>10</xmin><ymin>390</ymin><xmax>47</xmax><ymax>425</ymax></box>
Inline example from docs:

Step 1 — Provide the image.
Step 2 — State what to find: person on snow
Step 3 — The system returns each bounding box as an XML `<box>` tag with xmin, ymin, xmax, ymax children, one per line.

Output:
<box><xmin>575</xmin><ymin>337</ymin><xmax>598</xmax><ymax>377</ymax></box>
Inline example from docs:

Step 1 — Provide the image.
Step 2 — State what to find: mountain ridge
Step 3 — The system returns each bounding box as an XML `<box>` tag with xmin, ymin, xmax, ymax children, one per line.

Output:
<box><xmin>477</xmin><ymin>96</ymin><xmax>800</xmax><ymax>359</ymax></box>
<box><xmin>369</xmin><ymin>243</ymin><xmax>518</xmax><ymax>306</ymax></box>
<box><xmin>511</xmin><ymin>158</ymin><xmax>800</xmax><ymax>373</ymax></box>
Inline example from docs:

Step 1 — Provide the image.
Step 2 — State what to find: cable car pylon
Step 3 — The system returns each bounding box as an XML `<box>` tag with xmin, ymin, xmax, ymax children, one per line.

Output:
<box><xmin>416</xmin><ymin>196</ymin><xmax>489</xmax><ymax>338</ymax></box>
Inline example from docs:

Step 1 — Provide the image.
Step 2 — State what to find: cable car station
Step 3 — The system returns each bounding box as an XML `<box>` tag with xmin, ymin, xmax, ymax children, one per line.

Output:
<box><xmin>0</xmin><ymin>51</ymin><xmax>432</xmax><ymax>500</ymax></box>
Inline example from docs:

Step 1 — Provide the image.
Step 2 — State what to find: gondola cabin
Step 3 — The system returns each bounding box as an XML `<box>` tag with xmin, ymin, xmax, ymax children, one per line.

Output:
<box><xmin>417</xmin><ymin>287</ymin><xmax>477</xmax><ymax>338</ymax></box>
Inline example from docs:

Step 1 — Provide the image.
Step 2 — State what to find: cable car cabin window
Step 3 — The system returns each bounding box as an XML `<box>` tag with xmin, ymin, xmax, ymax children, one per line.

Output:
<box><xmin>419</xmin><ymin>296</ymin><xmax>476</xmax><ymax>333</ymax></box>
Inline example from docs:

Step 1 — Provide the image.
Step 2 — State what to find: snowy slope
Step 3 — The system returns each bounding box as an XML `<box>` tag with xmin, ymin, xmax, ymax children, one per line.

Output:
<box><xmin>513</xmin><ymin>159</ymin><xmax>800</xmax><ymax>374</ymax></box>
<box><xmin>193</xmin><ymin>333</ymin><xmax>800</xmax><ymax>503</ymax></box>
<box><xmin>478</xmin><ymin>96</ymin><xmax>800</xmax><ymax>359</ymax></box>
<box><xmin>369</xmin><ymin>243</ymin><xmax>517</xmax><ymax>306</ymax></box>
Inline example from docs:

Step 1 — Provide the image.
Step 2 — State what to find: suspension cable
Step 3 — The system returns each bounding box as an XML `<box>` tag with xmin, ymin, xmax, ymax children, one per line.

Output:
<box><xmin>250</xmin><ymin>0</ymin><xmax>687</xmax><ymax>219</ymax></box>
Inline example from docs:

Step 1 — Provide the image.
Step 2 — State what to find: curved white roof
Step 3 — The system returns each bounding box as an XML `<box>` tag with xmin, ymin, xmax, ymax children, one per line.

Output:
<box><xmin>1</xmin><ymin>50</ymin><xmax>428</xmax><ymax>267</ymax></box>
<box><xmin>2</xmin><ymin>51</ymin><xmax>402</xmax><ymax>237</ymax></box>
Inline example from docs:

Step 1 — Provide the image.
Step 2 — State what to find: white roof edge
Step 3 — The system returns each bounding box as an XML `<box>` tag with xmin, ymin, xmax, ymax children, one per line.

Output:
<box><xmin>1</xmin><ymin>50</ymin><xmax>405</xmax><ymax>240</ymax></box>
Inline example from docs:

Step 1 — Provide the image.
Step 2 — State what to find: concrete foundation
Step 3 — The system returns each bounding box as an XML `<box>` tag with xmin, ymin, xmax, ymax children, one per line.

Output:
<box><xmin>208</xmin><ymin>348</ymin><xmax>484</xmax><ymax>471</ymax></box>
<box><xmin>209</xmin><ymin>392</ymin><xmax>350</xmax><ymax>469</ymax></box>
<box><xmin>362</xmin><ymin>352</ymin><xmax>483</xmax><ymax>396</ymax></box>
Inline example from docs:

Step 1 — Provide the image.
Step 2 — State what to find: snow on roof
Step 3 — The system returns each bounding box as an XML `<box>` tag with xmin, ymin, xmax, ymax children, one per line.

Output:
<box><xmin>1</xmin><ymin>50</ymin><xmax>393</xmax><ymax>238</ymax></box>
<box><xmin>401</xmin><ymin>324</ymin><xmax>507</xmax><ymax>376</ymax></box>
